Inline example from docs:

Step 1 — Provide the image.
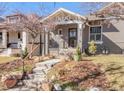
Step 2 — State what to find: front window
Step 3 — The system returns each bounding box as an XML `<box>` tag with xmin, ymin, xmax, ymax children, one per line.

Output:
<box><xmin>90</xmin><ymin>26</ymin><xmax>102</xmax><ymax>42</ymax></box>
<box><xmin>8</xmin><ymin>16</ymin><xmax>19</xmax><ymax>23</ymax></box>
<box><xmin>0</xmin><ymin>32</ymin><xmax>2</xmax><ymax>43</ymax></box>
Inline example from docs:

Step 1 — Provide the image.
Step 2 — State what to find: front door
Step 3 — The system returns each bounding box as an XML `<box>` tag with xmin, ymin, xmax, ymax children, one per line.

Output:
<box><xmin>68</xmin><ymin>28</ymin><xmax>77</xmax><ymax>47</ymax></box>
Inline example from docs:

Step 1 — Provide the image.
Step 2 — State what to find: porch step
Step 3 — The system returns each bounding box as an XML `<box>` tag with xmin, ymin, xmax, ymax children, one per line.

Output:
<box><xmin>0</xmin><ymin>48</ymin><xmax>20</xmax><ymax>56</ymax></box>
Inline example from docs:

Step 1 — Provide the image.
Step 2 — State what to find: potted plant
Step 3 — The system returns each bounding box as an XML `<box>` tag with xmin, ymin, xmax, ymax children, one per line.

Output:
<box><xmin>73</xmin><ymin>46</ymin><xmax>82</xmax><ymax>61</ymax></box>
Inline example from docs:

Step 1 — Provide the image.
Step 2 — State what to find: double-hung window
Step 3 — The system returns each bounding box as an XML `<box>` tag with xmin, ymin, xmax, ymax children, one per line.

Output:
<box><xmin>90</xmin><ymin>26</ymin><xmax>102</xmax><ymax>42</ymax></box>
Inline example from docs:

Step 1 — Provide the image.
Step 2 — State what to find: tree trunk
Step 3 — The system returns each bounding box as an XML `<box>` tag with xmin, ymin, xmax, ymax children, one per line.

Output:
<box><xmin>29</xmin><ymin>39</ymin><xmax>35</xmax><ymax>58</ymax></box>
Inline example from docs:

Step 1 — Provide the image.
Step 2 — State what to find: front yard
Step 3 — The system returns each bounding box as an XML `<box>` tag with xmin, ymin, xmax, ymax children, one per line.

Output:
<box><xmin>0</xmin><ymin>54</ymin><xmax>124</xmax><ymax>91</ymax></box>
<box><xmin>0</xmin><ymin>56</ymin><xmax>19</xmax><ymax>64</ymax></box>
<box><xmin>84</xmin><ymin>55</ymin><xmax>124</xmax><ymax>90</ymax></box>
<box><xmin>0</xmin><ymin>56</ymin><xmax>35</xmax><ymax>90</ymax></box>
<box><xmin>47</xmin><ymin>54</ymin><xmax>124</xmax><ymax>91</ymax></box>
<box><xmin>0</xmin><ymin>55</ymin><xmax>53</xmax><ymax>90</ymax></box>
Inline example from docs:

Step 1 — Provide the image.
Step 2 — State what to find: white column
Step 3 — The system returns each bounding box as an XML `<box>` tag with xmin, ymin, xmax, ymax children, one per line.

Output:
<box><xmin>45</xmin><ymin>32</ymin><xmax>49</xmax><ymax>55</ymax></box>
<box><xmin>2</xmin><ymin>30</ymin><xmax>7</xmax><ymax>48</ymax></box>
<box><xmin>77</xmin><ymin>23</ymin><xmax>83</xmax><ymax>52</ymax></box>
<box><xmin>22</xmin><ymin>31</ymin><xmax>28</xmax><ymax>50</ymax></box>
<box><xmin>42</xmin><ymin>32</ymin><xmax>45</xmax><ymax>56</ymax></box>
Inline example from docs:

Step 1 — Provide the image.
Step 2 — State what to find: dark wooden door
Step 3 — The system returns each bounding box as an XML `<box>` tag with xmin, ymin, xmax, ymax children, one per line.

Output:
<box><xmin>68</xmin><ymin>28</ymin><xmax>77</xmax><ymax>47</ymax></box>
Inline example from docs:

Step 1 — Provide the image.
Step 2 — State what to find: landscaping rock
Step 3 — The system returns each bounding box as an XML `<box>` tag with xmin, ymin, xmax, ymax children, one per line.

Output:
<box><xmin>41</xmin><ymin>82</ymin><xmax>53</xmax><ymax>91</ymax></box>
<box><xmin>54</xmin><ymin>84</ymin><xmax>62</xmax><ymax>91</ymax></box>
<box><xmin>43</xmin><ymin>56</ymin><xmax>51</xmax><ymax>60</ymax></box>
<box><xmin>89</xmin><ymin>87</ymin><xmax>101</xmax><ymax>91</ymax></box>
<box><xmin>4</xmin><ymin>76</ymin><xmax>17</xmax><ymax>89</ymax></box>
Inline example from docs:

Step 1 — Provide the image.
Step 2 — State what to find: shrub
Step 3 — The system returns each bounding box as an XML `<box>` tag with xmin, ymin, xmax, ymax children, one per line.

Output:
<box><xmin>88</xmin><ymin>41</ymin><xmax>97</xmax><ymax>55</ymax></box>
<box><xmin>76</xmin><ymin>46</ymin><xmax>82</xmax><ymax>55</ymax></box>
<box><xmin>21</xmin><ymin>47</ymin><xmax>28</xmax><ymax>59</ymax></box>
<box><xmin>73</xmin><ymin>46</ymin><xmax>82</xmax><ymax>61</ymax></box>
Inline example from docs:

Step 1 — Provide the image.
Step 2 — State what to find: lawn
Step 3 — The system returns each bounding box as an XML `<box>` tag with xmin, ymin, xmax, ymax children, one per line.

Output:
<box><xmin>84</xmin><ymin>54</ymin><xmax>124</xmax><ymax>90</ymax></box>
<box><xmin>0</xmin><ymin>56</ymin><xmax>19</xmax><ymax>64</ymax></box>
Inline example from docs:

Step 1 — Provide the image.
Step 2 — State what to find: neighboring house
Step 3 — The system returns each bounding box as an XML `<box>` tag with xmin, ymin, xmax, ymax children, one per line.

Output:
<box><xmin>0</xmin><ymin>14</ymin><xmax>42</xmax><ymax>56</ymax></box>
<box><xmin>41</xmin><ymin>2</ymin><xmax>124</xmax><ymax>55</ymax></box>
<box><xmin>0</xmin><ymin>2</ymin><xmax>124</xmax><ymax>56</ymax></box>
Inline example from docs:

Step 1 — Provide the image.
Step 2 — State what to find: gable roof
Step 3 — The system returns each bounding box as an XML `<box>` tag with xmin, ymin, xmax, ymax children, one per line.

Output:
<box><xmin>98</xmin><ymin>3</ymin><xmax>114</xmax><ymax>12</ymax></box>
<box><xmin>41</xmin><ymin>8</ymin><xmax>86</xmax><ymax>22</ymax></box>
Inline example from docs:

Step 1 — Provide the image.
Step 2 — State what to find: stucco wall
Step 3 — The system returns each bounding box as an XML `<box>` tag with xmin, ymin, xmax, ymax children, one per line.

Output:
<box><xmin>102</xmin><ymin>19</ymin><xmax>124</xmax><ymax>54</ymax></box>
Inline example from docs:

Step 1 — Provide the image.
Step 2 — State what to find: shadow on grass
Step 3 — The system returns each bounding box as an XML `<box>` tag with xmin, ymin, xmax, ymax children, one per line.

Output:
<box><xmin>61</xmin><ymin>81</ymin><xmax>79</xmax><ymax>90</ymax></box>
<box><xmin>105</xmin><ymin>62</ymin><xmax>124</xmax><ymax>73</ymax></box>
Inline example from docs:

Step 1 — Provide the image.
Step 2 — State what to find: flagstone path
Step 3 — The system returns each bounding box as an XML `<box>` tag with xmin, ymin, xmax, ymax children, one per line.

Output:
<box><xmin>7</xmin><ymin>59</ymin><xmax>60</xmax><ymax>91</ymax></box>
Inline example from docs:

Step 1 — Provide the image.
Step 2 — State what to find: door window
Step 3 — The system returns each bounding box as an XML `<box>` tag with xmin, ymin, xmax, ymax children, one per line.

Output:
<box><xmin>68</xmin><ymin>28</ymin><xmax>77</xmax><ymax>47</ymax></box>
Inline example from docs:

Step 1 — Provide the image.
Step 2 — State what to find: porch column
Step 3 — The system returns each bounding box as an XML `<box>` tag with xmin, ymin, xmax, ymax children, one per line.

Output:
<box><xmin>77</xmin><ymin>23</ymin><xmax>83</xmax><ymax>52</ymax></box>
<box><xmin>2</xmin><ymin>30</ymin><xmax>7</xmax><ymax>48</ymax></box>
<box><xmin>45</xmin><ymin>32</ymin><xmax>49</xmax><ymax>55</ymax></box>
<box><xmin>42</xmin><ymin>31</ymin><xmax>45</xmax><ymax>56</ymax></box>
<box><xmin>22</xmin><ymin>31</ymin><xmax>28</xmax><ymax>50</ymax></box>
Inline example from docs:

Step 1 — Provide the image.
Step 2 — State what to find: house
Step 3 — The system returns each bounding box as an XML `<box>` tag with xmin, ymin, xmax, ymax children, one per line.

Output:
<box><xmin>0</xmin><ymin>2</ymin><xmax>124</xmax><ymax>56</ymax></box>
<box><xmin>0</xmin><ymin>14</ymin><xmax>43</xmax><ymax>56</ymax></box>
<box><xmin>41</xmin><ymin>2</ymin><xmax>124</xmax><ymax>55</ymax></box>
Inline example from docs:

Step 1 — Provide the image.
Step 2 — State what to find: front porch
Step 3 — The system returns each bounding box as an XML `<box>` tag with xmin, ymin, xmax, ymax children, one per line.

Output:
<box><xmin>0</xmin><ymin>30</ymin><xmax>28</xmax><ymax>56</ymax></box>
<box><xmin>48</xmin><ymin>23</ymin><xmax>85</xmax><ymax>56</ymax></box>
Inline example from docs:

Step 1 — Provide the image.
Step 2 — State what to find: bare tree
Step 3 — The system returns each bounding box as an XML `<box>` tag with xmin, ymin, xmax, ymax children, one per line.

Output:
<box><xmin>80</xmin><ymin>2</ymin><xmax>124</xmax><ymax>28</ymax></box>
<box><xmin>6</xmin><ymin>8</ymin><xmax>56</xmax><ymax>58</ymax></box>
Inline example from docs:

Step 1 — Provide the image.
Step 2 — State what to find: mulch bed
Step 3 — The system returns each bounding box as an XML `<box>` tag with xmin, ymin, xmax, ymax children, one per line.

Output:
<box><xmin>0</xmin><ymin>59</ymin><xmax>35</xmax><ymax>73</ymax></box>
<box><xmin>48</xmin><ymin>60</ymin><xmax>110</xmax><ymax>90</ymax></box>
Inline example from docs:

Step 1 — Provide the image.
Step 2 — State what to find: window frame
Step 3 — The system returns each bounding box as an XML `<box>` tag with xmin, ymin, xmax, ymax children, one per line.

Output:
<box><xmin>89</xmin><ymin>25</ymin><xmax>103</xmax><ymax>44</ymax></box>
<box><xmin>58</xmin><ymin>29</ymin><xmax>63</xmax><ymax>36</ymax></box>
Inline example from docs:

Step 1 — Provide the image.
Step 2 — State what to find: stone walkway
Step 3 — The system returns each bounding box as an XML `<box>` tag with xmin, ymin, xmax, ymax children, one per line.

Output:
<box><xmin>7</xmin><ymin>59</ymin><xmax>60</xmax><ymax>91</ymax></box>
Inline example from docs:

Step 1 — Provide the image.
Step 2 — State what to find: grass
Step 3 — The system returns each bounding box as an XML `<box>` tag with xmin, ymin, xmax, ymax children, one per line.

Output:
<box><xmin>84</xmin><ymin>54</ymin><xmax>124</xmax><ymax>90</ymax></box>
<box><xmin>0</xmin><ymin>56</ymin><xmax>19</xmax><ymax>64</ymax></box>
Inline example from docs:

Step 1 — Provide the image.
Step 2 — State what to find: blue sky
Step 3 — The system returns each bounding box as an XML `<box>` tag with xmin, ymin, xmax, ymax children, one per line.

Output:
<box><xmin>2</xmin><ymin>2</ymin><xmax>104</xmax><ymax>17</ymax></box>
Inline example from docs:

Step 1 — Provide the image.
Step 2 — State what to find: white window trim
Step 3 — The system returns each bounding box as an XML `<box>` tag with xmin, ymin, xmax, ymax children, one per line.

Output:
<box><xmin>58</xmin><ymin>29</ymin><xmax>63</xmax><ymax>36</ymax></box>
<box><xmin>88</xmin><ymin>25</ymin><xmax>103</xmax><ymax>44</ymax></box>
